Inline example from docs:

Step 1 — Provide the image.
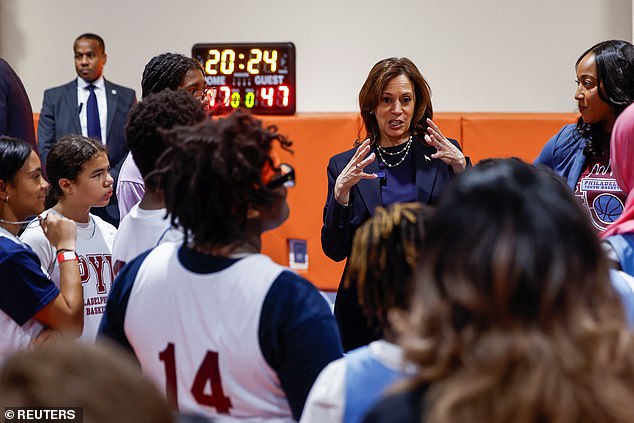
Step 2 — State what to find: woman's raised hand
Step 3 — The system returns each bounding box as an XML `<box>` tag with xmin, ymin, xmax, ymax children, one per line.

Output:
<box><xmin>424</xmin><ymin>118</ymin><xmax>467</xmax><ymax>173</ymax></box>
<box><xmin>334</xmin><ymin>139</ymin><xmax>377</xmax><ymax>205</ymax></box>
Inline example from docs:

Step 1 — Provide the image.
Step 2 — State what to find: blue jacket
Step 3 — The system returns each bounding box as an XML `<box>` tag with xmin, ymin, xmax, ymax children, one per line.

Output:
<box><xmin>534</xmin><ymin>123</ymin><xmax>586</xmax><ymax>190</ymax></box>
<box><xmin>605</xmin><ymin>234</ymin><xmax>634</xmax><ymax>277</ymax></box>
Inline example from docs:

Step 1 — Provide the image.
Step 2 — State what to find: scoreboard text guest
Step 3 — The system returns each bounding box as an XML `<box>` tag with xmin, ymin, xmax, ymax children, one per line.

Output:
<box><xmin>192</xmin><ymin>42</ymin><xmax>296</xmax><ymax>115</ymax></box>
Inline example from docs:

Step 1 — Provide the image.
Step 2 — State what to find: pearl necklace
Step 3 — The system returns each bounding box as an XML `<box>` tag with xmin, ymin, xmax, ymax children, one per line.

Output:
<box><xmin>376</xmin><ymin>136</ymin><xmax>413</xmax><ymax>168</ymax></box>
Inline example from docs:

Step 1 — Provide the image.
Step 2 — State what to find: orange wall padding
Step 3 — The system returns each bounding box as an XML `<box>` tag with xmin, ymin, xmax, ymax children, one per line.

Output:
<box><xmin>461</xmin><ymin>112</ymin><xmax>578</xmax><ymax>163</ymax></box>
<box><xmin>32</xmin><ymin>111</ymin><xmax>578</xmax><ymax>290</ymax></box>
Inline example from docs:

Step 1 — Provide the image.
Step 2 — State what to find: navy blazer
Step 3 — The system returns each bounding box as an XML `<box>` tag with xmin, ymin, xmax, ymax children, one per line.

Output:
<box><xmin>37</xmin><ymin>78</ymin><xmax>136</xmax><ymax>182</ymax></box>
<box><xmin>321</xmin><ymin>135</ymin><xmax>466</xmax><ymax>351</ymax></box>
<box><xmin>0</xmin><ymin>58</ymin><xmax>36</xmax><ymax>148</ymax></box>
<box><xmin>322</xmin><ymin>136</ymin><xmax>462</xmax><ymax>261</ymax></box>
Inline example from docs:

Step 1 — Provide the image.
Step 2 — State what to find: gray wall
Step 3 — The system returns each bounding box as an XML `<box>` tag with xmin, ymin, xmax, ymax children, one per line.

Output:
<box><xmin>0</xmin><ymin>0</ymin><xmax>632</xmax><ymax>113</ymax></box>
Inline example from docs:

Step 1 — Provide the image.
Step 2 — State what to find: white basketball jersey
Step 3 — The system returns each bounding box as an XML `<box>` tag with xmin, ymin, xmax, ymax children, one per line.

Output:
<box><xmin>123</xmin><ymin>243</ymin><xmax>293</xmax><ymax>421</ymax></box>
<box><xmin>111</xmin><ymin>204</ymin><xmax>182</xmax><ymax>271</ymax></box>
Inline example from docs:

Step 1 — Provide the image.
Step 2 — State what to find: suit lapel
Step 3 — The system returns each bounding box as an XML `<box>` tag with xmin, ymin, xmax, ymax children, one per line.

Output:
<box><xmin>105</xmin><ymin>80</ymin><xmax>118</xmax><ymax>142</ymax></box>
<box><xmin>356</xmin><ymin>150</ymin><xmax>382</xmax><ymax>217</ymax></box>
<box><xmin>64</xmin><ymin>81</ymin><xmax>81</xmax><ymax>133</ymax></box>
<box><xmin>413</xmin><ymin>138</ymin><xmax>441</xmax><ymax>204</ymax></box>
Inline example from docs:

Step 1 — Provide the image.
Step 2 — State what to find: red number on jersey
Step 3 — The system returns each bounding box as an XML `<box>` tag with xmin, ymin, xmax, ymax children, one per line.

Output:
<box><xmin>159</xmin><ymin>343</ymin><xmax>233</xmax><ymax>414</ymax></box>
<box><xmin>158</xmin><ymin>343</ymin><xmax>178</xmax><ymax>408</ymax></box>
<box><xmin>191</xmin><ymin>351</ymin><xmax>232</xmax><ymax>413</ymax></box>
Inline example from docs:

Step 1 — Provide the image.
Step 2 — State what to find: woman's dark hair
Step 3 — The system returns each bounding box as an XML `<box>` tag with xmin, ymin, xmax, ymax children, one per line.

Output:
<box><xmin>149</xmin><ymin>110</ymin><xmax>292</xmax><ymax>247</ymax></box>
<box><xmin>399</xmin><ymin>158</ymin><xmax>634</xmax><ymax>422</ymax></box>
<box><xmin>576</xmin><ymin>40</ymin><xmax>634</xmax><ymax>159</ymax></box>
<box><xmin>45</xmin><ymin>134</ymin><xmax>106</xmax><ymax>208</ymax></box>
<box><xmin>141</xmin><ymin>53</ymin><xmax>204</xmax><ymax>98</ymax></box>
<box><xmin>345</xmin><ymin>202</ymin><xmax>430</xmax><ymax>335</ymax></box>
<box><xmin>358</xmin><ymin>57</ymin><xmax>433</xmax><ymax>146</ymax></box>
<box><xmin>125</xmin><ymin>89</ymin><xmax>207</xmax><ymax>187</ymax></box>
<box><xmin>0</xmin><ymin>136</ymin><xmax>32</xmax><ymax>183</ymax></box>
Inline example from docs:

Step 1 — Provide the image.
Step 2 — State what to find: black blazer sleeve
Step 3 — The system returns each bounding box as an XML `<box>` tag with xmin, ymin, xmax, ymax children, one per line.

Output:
<box><xmin>37</xmin><ymin>88</ymin><xmax>58</xmax><ymax>172</ymax></box>
<box><xmin>104</xmin><ymin>83</ymin><xmax>136</xmax><ymax>185</ymax></box>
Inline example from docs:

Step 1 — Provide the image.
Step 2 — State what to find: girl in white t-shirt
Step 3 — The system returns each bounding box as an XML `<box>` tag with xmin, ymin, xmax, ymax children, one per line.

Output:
<box><xmin>21</xmin><ymin>135</ymin><xmax>117</xmax><ymax>342</ymax></box>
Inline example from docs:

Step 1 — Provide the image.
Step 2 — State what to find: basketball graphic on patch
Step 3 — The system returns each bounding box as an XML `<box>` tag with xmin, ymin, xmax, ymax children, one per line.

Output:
<box><xmin>593</xmin><ymin>193</ymin><xmax>623</xmax><ymax>224</ymax></box>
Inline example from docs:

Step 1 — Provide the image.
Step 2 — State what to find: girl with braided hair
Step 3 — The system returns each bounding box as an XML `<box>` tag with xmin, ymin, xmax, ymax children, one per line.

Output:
<box><xmin>302</xmin><ymin>202</ymin><xmax>430</xmax><ymax>423</ymax></box>
<box><xmin>117</xmin><ymin>52</ymin><xmax>209</xmax><ymax>220</ymax></box>
<box><xmin>100</xmin><ymin>110</ymin><xmax>343</xmax><ymax>421</ymax></box>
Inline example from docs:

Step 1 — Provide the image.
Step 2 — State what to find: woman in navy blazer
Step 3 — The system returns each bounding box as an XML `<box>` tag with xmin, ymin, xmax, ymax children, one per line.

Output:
<box><xmin>321</xmin><ymin>57</ymin><xmax>469</xmax><ymax>351</ymax></box>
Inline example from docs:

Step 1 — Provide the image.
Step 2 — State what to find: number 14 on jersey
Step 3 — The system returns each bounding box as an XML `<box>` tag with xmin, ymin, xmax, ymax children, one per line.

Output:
<box><xmin>159</xmin><ymin>342</ymin><xmax>233</xmax><ymax>413</ymax></box>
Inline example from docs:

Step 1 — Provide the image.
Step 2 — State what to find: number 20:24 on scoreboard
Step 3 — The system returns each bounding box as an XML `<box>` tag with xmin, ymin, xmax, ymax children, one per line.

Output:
<box><xmin>192</xmin><ymin>42</ymin><xmax>296</xmax><ymax>115</ymax></box>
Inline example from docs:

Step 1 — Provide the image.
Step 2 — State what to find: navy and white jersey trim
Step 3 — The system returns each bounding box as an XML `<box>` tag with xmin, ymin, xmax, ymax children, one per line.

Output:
<box><xmin>0</xmin><ymin>237</ymin><xmax>59</xmax><ymax>325</ymax></box>
<box><xmin>99</xmin><ymin>245</ymin><xmax>342</xmax><ymax>420</ymax></box>
<box><xmin>98</xmin><ymin>249</ymin><xmax>152</xmax><ymax>355</ymax></box>
<box><xmin>259</xmin><ymin>270</ymin><xmax>343</xmax><ymax>419</ymax></box>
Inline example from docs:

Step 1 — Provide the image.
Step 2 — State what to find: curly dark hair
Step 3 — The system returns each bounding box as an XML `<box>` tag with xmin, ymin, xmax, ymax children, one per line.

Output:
<box><xmin>141</xmin><ymin>53</ymin><xmax>204</xmax><ymax>98</ymax></box>
<box><xmin>45</xmin><ymin>134</ymin><xmax>106</xmax><ymax>208</ymax></box>
<box><xmin>576</xmin><ymin>40</ymin><xmax>634</xmax><ymax>160</ymax></box>
<box><xmin>149</xmin><ymin>110</ymin><xmax>292</xmax><ymax>247</ymax></box>
<box><xmin>124</xmin><ymin>90</ymin><xmax>206</xmax><ymax>188</ymax></box>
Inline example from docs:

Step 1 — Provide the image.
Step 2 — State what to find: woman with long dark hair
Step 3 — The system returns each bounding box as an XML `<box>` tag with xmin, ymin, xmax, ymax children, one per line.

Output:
<box><xmin>535</xmin><ymin>40</ymin><xmax>634</xmax><ymax>232</ymax></box>
<box><xmin>0</xmin><ymin>136</ymin><xmax>82</xmax><ymax>362</ymax></box>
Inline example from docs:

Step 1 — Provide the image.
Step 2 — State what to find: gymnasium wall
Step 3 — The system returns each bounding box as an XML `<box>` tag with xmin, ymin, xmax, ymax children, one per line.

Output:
<box><xmin>8</xmin><ymin>0</ymin><xmax>632</xmax><ymax>289</ymax></box>
<box><xmin>1</xmin><ymin>0</ymin><xmax>632</xmax><ymax>114</ymax></box>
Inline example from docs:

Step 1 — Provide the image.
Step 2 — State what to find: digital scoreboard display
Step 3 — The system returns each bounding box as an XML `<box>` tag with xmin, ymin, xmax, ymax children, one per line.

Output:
<box><xmin>192</xmin><ymin>42</ymin><xmax>296</xmax><ymax>115</ymax></box>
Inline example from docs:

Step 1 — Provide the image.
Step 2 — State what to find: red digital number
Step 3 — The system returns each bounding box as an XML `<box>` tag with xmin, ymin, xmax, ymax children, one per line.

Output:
<box><xmin>260</xmin><ymin>87</ymin><xmax>274</xmax><ymax>107</ymax></box>
<box><xmin>220</xmin><ymin>86</ymin><xmax>231</xmax><ymax>108</ymax></box>
<box><xmin>206</xmin><ymin>87</ymin><xmax>217</xmax><ymax>108</ymax></box>
<box><xmin>278</xmin><ymin>86</ymin><xmax>290</xmax><ymax>107</ymax></box>
<box><xmin>158</xmin><ymin>343</ymin><xmax>233</xmax><ymax>414</ymax></box>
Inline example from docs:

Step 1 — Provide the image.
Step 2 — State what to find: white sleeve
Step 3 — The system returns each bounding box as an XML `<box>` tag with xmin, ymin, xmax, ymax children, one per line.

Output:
<box><xmin>19</xmin><ymin>222</ymin><xmax>55</xmax><ymax>276</ymax></box>
<box><xmin>300</xmin><ymin>357</ymin><xmax>347</xmax><ymax>423</ymax></box>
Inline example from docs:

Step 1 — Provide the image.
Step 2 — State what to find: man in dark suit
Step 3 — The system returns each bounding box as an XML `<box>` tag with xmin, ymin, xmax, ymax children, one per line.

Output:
<box><xmin>0</xmin><ymin>58</ymin><xmax>36</xmax><ymax>149</ymax></box>
<box><xmin>38</xmin><ymin>33</ymin><xmax>136</xmax><ymax>227</ymax></box>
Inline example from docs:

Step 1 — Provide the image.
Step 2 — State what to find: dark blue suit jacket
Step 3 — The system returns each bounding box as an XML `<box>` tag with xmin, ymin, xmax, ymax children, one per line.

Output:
<box><xmin>321</xmin><ymin>135</ymin><xmax>466</xmax><ymax>350</ymax></box>
<box><xmin>37</xmin><ymin>78</ymin><xmax>136</xmax><ymax>183</ymax></box>
<box><xmin>0</xmin><ymin>58</ymin><xmax>36</xmax><ymax>148</ymax></box>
